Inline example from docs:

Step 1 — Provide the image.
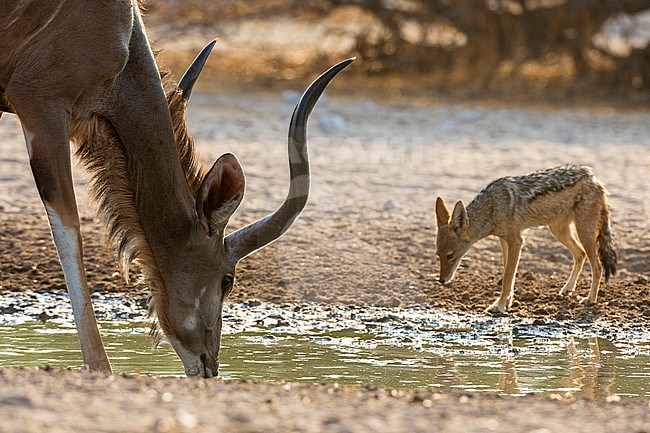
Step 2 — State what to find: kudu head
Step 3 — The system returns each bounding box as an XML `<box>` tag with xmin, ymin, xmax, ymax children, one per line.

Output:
<box><xmin>155</xmin><ymin>42</ymin><xmax>353</xmax><ymax>377</ymax></box>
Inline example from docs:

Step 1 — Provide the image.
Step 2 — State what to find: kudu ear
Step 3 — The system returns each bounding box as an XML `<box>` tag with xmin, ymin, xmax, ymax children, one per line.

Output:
<box><xmin>435</xmin><ymin>197</ymin><xmax>450</xmax><ymax>227</ymax></box>
<box><xmin>196</xmin><ymin>153</ymin><xmax>245</xmax><ymax>237</ymax></box>
<box><xmin>450</xmin><ymin>200</ymin><xmax>469</xmax><ymax>238</ymax></box>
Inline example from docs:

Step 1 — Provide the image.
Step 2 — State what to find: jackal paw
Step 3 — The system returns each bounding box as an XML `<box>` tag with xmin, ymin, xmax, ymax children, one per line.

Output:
<box><xmin>559</xmin><ymin>287</ymin><xmax>575</xmax><ymax>297</ymax></box>
<box><xmin>485</xmin><ymin>303</ymin><xmax>508</xmax><ymax>316</ymax></box>
<box><xmin>579</xmin><ymin>297</ymin><xmax>596</xmax><ymax>305</ymax></box>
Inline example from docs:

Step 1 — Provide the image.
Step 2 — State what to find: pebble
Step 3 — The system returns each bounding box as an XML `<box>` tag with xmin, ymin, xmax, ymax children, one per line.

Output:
<box><xmin>0</xmin><ymin>395</ymin><xmax>33</xmax><ymax>407</ymax></box>
<box><xmin>635</xmin><ymin>276</ymin><xmax>649</xmax><ymax>284</ymax></box>
<box><xmin>175</xmin><ymin>408</ymin><xmax>198</xmax><ymax>429</ymax></box>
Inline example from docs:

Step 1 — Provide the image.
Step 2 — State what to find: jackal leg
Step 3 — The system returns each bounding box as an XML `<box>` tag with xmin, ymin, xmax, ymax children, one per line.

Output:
<box><xmin>548</xmin><ymin>222</ymin><xmax>586</xmax><ymax>296</ymax></box>
<box><xmin>487</xmin><ymin>235</ymin><xmax>522</xmax><ymax>315</ymax></box>
<box><xmin>574</xmin><ymin>217</ymin><xmax>602</xmax><ymax>304</ymax></box>
<box><xmin>14</xmin><ymin>102</ymin><xmax>112</xmax><ymax>373</ymax></box>
<box><xmin>499</xmin><ymin>238</ymin><xmax>509</xmax><ymax>274</ymax></box>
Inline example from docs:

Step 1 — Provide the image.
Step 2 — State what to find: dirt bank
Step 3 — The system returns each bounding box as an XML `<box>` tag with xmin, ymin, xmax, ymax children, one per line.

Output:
<box><xmin>1</xmin><ymin>367</ymin><xmax>649</xmax><ymax>433</ymax></box>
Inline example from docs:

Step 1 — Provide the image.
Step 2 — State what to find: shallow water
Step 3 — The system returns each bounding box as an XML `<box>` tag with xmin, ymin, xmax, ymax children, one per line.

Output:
<box><xmin>0</xmin><ymin>294</ymin><xmax>648</xmax><ymax>397</ymax></box>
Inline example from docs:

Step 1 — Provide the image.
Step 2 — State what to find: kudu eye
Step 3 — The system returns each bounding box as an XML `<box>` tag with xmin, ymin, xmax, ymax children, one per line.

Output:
<box><xmin>446</xmin><ymin>252</ymin><xmax>455</xmax><ymax>261</ymax></box>
<box><xmin>221</xmin><ymin>275</ymin><xmax>234</xmax><ymax>290</ymax></box>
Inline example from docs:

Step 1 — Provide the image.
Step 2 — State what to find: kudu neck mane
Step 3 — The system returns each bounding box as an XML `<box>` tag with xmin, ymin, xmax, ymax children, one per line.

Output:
<box><xmin>166</xmin><ymin>88</ymin><xmax>208</xmax><ymax>196</ymax></box>
<box><xmin>71</xmin><ymin>76</ymin><xmax>205</xmax><ymax>344</ymax></box>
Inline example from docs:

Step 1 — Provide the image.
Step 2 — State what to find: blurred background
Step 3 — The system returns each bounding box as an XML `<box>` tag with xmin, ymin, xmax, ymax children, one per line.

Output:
<box><xmin>145</xmin><ymin>0</ymin><xmax>650</xmax><ymax>106</ymax></box>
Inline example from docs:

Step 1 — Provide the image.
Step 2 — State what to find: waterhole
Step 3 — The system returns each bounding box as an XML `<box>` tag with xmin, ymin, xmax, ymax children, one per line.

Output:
<box><xmin>0</xmin><ymin>293</ymin><xmax>648</xmax><ymax>397</ymax></box>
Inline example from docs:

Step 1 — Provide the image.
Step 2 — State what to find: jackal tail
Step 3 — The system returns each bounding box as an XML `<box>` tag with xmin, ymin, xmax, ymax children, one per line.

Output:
<box><xmin>597</xmin><ymin>205</ymin><xmax>617</xmax><ymax>280</ymax></box>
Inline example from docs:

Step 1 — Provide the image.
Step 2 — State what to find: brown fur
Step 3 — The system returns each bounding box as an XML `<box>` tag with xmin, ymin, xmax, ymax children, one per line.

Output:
<box><xmin>167</xmin><ymin>88</ymin><xmax>208</xmax><ymax>197</ymax></box>
<box><xmin>70</xmin><ymin>81</ymin><xmax>210</xmax><ymax>347</ymax></box>
<box><xmin>71</xmin><ymin>114</ymin><xmax>165</xmax><ymax>345</ymax></box>
<box><xmin>597</xmin><ymin>206</ymin><xmax>618</xmax><ymax>280</ymax></box>
<box><xmin>1</xmin><ymin>0</ymin><xmax>352</xmax><ymax>376</ymax></box>
<box><xmin>435</xmin><ymin>165</ymin><xmax>617</xmax><ymax>315</ymax></box>
<box><xmin>1</xmin><ymin>0</ymin><xmax>216</xmax><ymax>361</ymax></box>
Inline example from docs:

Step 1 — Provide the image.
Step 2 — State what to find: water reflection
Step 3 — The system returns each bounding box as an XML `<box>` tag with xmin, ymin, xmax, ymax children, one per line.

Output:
<box><xmin>498</xmin><ymin>358</ymin><xmax>520</xmax><ymax>395</ymax></box>
<box><xmin>0</xmin><ymin>315</ymin><xmax>648</xmax><ymax>397</ymax></box>
<box><xmin>565</xmin><ymin>337</ymin><xmax>617</xmax><ymax>398</ymax></box>
<box><xmin>481</xmin><ymin>336</ymin><xmax>648</xmax><ymax>398</ymax></box>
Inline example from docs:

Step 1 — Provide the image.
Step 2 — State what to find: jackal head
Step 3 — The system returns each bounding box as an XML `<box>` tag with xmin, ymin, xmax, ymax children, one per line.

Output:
<box><xmin>435</xmin><ymin>197</ymin><xmax>471</xmax><ymax>284</ymax></box>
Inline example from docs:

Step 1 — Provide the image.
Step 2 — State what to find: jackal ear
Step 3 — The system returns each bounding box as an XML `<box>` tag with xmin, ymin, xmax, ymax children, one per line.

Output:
<box><xmin>450</xmin><ymin>200</ymin><xmax>469</xmax><ymax>237</ymax></box>
<box><xmin>196</xmin><ymin>153</ymin><xmax>246</xmax><ymax>237</ymax></box>
<box><xmin>435</xmin><ymin>197</ymin><xmax>450</xmax><ymax>227</ymax></box>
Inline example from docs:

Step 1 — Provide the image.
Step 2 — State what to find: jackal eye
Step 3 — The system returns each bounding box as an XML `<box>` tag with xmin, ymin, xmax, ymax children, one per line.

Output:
<box><xmin>221</xmin><ymin>275</ymin><xmax>234</xmax><ymax>290</ymax></box>
<box><xmin>446</xmin><ymin>252</ymin><xmax>455</xmax><ymax>261</ymax></box>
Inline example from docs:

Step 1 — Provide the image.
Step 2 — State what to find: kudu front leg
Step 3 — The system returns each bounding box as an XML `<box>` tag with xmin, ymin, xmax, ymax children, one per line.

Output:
<box><xmin>16</xmin><ymin>104</ymin><xmax>112</xmax><ymax>373</ymax></box>
<box><xmin>486</xmin><ymin>236</ymin><xmax>522</xmax><ymax>315</ymax></box>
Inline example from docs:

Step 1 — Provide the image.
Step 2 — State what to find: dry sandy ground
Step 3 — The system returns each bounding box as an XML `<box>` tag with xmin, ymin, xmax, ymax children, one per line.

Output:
<box><xmin>1</xmin><ymin>367</ymin><xmax>650</xmax><ymax>433</ymax></box>
<box><xmin>1</xmin><ymin>78</ymin><xmax>649</xmax><ymax>430</ymax></box>
<box><xmin>1</xmin><ymin>91</ymin><xmax>648</xmax><ymax>320</ymax></box>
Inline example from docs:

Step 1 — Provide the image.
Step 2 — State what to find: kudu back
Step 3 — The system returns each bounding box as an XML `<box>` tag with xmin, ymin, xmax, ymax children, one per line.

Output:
<box><xmin>0</xmin><ymin>1</ymin><xmax>352</xmax><ymax>377</ymax></box>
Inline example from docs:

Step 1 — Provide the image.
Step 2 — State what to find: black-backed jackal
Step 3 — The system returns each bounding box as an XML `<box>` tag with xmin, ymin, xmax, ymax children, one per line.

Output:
<box><xmin>435</xmin><ymin>165</ymin><xmax>617</xmax><ymax>315</ymax></box>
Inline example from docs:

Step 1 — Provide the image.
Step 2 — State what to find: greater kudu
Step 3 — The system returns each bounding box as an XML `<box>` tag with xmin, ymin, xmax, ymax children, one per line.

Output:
<box><xmin>0</xmin><ymin>1</ymin><xmax>352</xmax><ymax>377</ymax></box>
